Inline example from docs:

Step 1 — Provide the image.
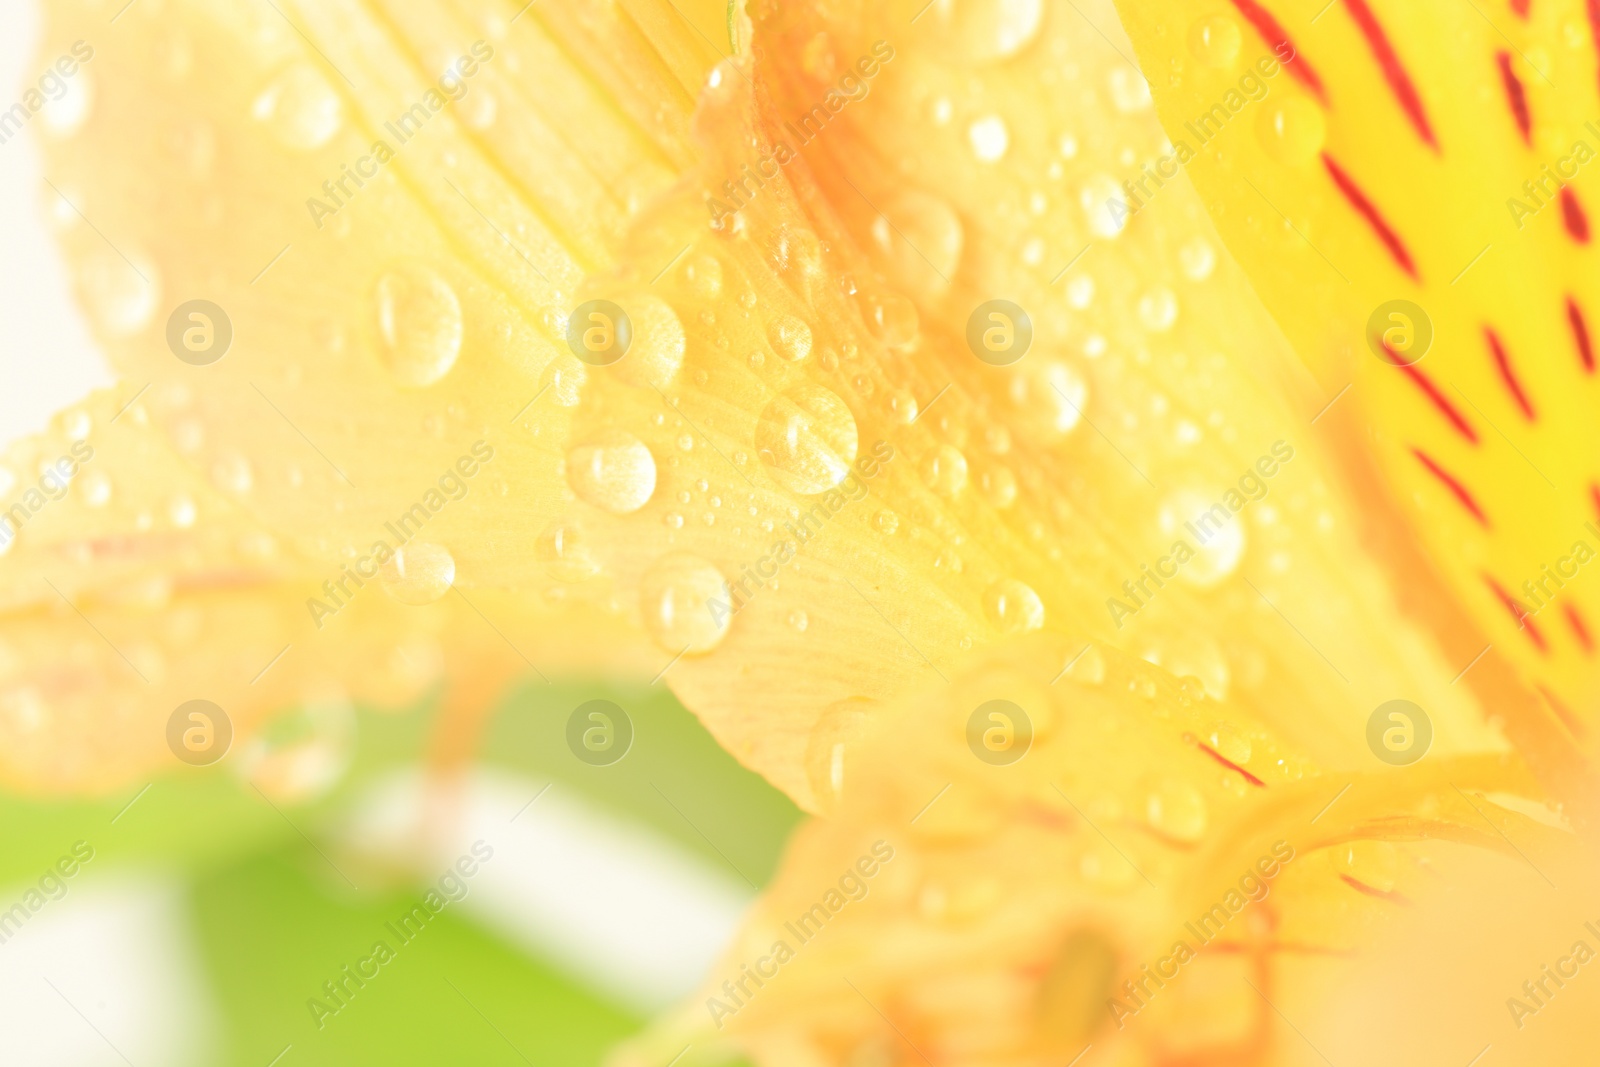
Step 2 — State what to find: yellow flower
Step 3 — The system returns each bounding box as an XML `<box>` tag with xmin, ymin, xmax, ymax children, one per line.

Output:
<box><xmin>9</xmin><ymin>0</ymin><xmax>1600</xmax><ymax>1061</ymax></box>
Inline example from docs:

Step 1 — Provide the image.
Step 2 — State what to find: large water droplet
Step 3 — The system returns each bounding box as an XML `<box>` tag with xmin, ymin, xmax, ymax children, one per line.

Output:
<box><xmin>755</xmin><ymin>385</ymin><xmax>858</xmax><ymax>495</ymax></box>
<box><xmin>239</xmin><ymin>688</ymin><xmax>356</xmax><ymax>803</ymax></box>
<box><xmin>641</xmin><ymin>554</ymin><xmax>730</xmax><ymax>654</ymax></box>
<box><xmin>380</xmin><ymin>541</ymin><xmax>456</xmax><ymax>604</ymax></box>
<box><xmin>567</xmin><ymin>429</ymin><xmax>657</xmax><ymax>514</ymax></box>
<box><xmin>373</xmin><ymin>264</ymin><xmax>463</xmax><ymax>388</ymax></box>
<box><xmin>252</xmin><ymin>63</ymin><xmax>343</xmax><ymax>151</ymax></box>
<box><xmin>984</xmin><ymin>578</ymin><xmax>1044</xmax><ymax>634</ymax></box>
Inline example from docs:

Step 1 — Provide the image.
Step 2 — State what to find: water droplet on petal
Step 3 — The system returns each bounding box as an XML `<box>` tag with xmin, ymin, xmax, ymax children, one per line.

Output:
<box><xmin>766</xmin><ymin>314</ymin><xmax>813</xmax><ymax>362</ymax></box>
<box><xmin>536</xmin><ymin>520</ymin><xmax>600</xmax><ymax>582</ymax></box>
<box><xmin>1159</xmin><ymin>489</ymin><xmax>1245</xmax><ymax>586</ymax></box>
<box><xmin>1187</xmin><ymin>14</ymin><xmax>1242</xmax><ymax>67</ymax></box>
<box><xmin>804</xmin><ymin>696</ymin><xmax>874</xmax><ymax>811</ymax></box>
<box><xmin>1065</xmin><ymin>644</ymin><xmax>1106</xmax><ymax>684</ymax></box>
<box><xmin>870</xmin><ymin>190</ymin><xmax>963</xmax><ymax>297</ymax></box>
<box><xmin>1207</xmin><ymin>722</ymin><xmax>1253</xmax><ymax>765</ymax></box>
<box><xmin>1080</xmin><ymin>174</ymin><xmax>1126</xmax><ymax>239</ymax></box>
<box><xmin>1137</xmin><ymin>287</ymin><xmax>1178</xmax><ymax>331</ymax></box>
<box><xmin>641</xmin><ymin>553</ymin><xmax>730</xmax><ymax>654</ymax></box>
<box><xmin>926</xmin><ymin>0</ymin><xmax>1043</xmax><ymax>61</ymax></box>
<box><xmin>874</xmin><ymin>508</ymin><xmax>900</xmax><ymax>534</ymax></box>
<box><xmin>984</xmin><ymin>578</ymin><xmax>1044</xmax><ymax>634</ymax></box>
<box><xmin>80</xmin><ymin>248</ymin><xmax>158</xmax><ymax>336</ymax></box>
<box><xmin>920</xmin><ymin>444</ymin><xmax>969</xmax><ymax>495</ymax></box>
<box><xmin>755</xmin><ymin>385</ymin><xmax>859</xmax><ymax>495</ymax></box>
<box><xmin>373</xmin><ymin>264</ymin><xmax>463</xmax><ymax>388</ymax></box>
<box><xmin>40</xmin><ymin>67</ymin><xmax>93</xmax><ymax>137</ymax></box>
<box><xmin>1257</xmin><ymin>95</ymin><xmax>1326</xmax><ymax>164</ymax></box>
<box><xmin>380</xmin><ymin>541</ymin><xmax>456</xmax><ymax>604</ymax></box>
<box><xmin>1107</xmin><ymin>67</ymin><xmax>1152</xmax><ymax>112</ymax></box>
<box><xmin>567</xmin><ymin>429</ymin><xmax>657</xmax><ymax>514</ymax></box>
<box><xmin>252</xmin><ymin>63</ymin><xmax>343</xmax><ymax>151</ymax></box>
<box><xmin>968</xmin><ymin>115</ymin><xmax>1010</xmax><ymax>161</ymax></box>
<box><xmin>1145</xmin><ymin>780</ymin><xmax>1208</xmax><ymax>842</ymax></box>
<box><xmin>1179</xmin><ymin>237</ymin><xmax>1216</xmax><ymax>280</ymax></box>
<box><xmin>78</xmin><ymin>471</ymin><xmax>112</xmax><ymax>507</ymax></box>
<box><xmin>613</xmin><ymin>294</ymin><xmax>686</xmax><ymax>388</ymax></box>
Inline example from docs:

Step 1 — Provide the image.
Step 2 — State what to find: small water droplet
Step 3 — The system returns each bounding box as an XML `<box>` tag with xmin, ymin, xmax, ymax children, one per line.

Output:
<box><xmin>1080</xmin><ymin>174</ymin><xmax>1126</xmax><ymax>239</ymax></box>
<box><xmin>1137</xmin><ymin>288</ymin><xmax>1178</xmax><ymax>331</ymax></box>
<box><xmin>536</xmin><ymin>520</ymin><xmax>600</xmax><ymax>582</ymax></box>
<box><xmin>874</xmin><ymin>508</ymin><xmax>900</xmax><ymax>534</ymax></box>
<box><xmin>1107</xmin><ymin>67</ymin><xmax>1152</xmax><ymax>111</ymax></box>
<box><xmin>788</xmin><ymin>608</ymin><xmax>809</xmax><ymax>631</ymax></box>
<box><xmin>984</xmin><ymin>578</ymin><xmax>1044</xmax><ymax>634</ymax></box>
<box><xmin>1187</xmin><ymin>14</ymin><xmax>1241</xmax><ymax>67</ymax></box>
<box><xmin>1145</xmin><ymin>780</ymin><xmax>1208</xmax><ymax>842</ymax></box>
<box><xmin>1333</xmin><ymin>841</ymin><xmax>1400</xmax><ymax>893</ymax></box>
<box><xmin>78</xmin><ymin>471</ymin><xmax>112</xmax><ymax>507</ymax></box>
<box><xmin>1065</xmin><ymin>645</ymin><xmax>1106</xmax><ymax>684</ymax></box>
<box><xmin>920</xmin><ymin>444</ymin><xmax>969</xmax><ymax>495</ymax></box>
<box><xmin>968</xmin><ymin>115</ymin><xmax>1010</xmax><ymax>161</ymax></box>
<box><xmin>1179</xmin><ymin>237</ymin><xmax>1216</xmax><ymax>280</ymax></box>
<box><xmin>80</xmin><ymin>248</ymin><xmax>158</xmax><ymax>336</ymax></box>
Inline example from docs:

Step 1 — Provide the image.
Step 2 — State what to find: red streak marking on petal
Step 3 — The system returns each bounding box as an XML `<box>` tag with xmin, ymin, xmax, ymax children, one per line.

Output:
<box><xmin>1486</xmin><ymin>575</ymin><xmax>1547</xmax><ymax>650</ymax></box>
<box><xmin>1324</xmin><ymin>155</ymin><xmax>1419</xmax><ymax>277</ymax></box>
<box><xmin>1229</xmin><ymin>0</ymin><xmax>1326</xmax><ymax>100</ymax></box>
<box><xmin>1380</xmin><ymin>344</ymin><xmax>1479</xmax><ymax>443</ymax></box>
<box><xmin>1486</xmin><ymin>328</ymin><xmax>1537</xmax><ymax>420</ymax></box>
<box><xmin>1570</xmin><ymin>298</ymin><xmax>1596</xmax><ymax>373</ymax></box>
<box><xmin>1183</xmin><ymin>732</ymin><xmax>1266</xmax><ymax>787</ymax></box>
<box><xmin>1511</xmin><ymin>0</ymin><xmax>1530</xmax><ymax>17</ymax></box>
<box><xmin>1415</xmin><ymin>450</ymin><xmax>1489</xmax><ymax>526</ymax></box>
<box><xmin>1339</xmin><ymin>874</ymin><xmax>1413</xmax><ymax>906</ymax></box>
<box><xmin>1537</xmin><ymin>683</ymin><xmax>1586</xmax><ymax>737</ymax></box>
<box><xmin>1590</xmin><ymin>0</ymin><xmax>1600</xmax><ymax>99</ymax></box>
<box><xmin>1497</xmin><ymin>52</ymin><xmax>1531</xmax><ymax>143</ymax></box>
<box><xmin>1565</xmin><ymin>603</ymin><xmax>1595</xmax><ymax>654</ymax></box>
<box><xmin>1562</xmin><ymin>187</ymin><xmax>1591</xmax><ymax>243</ymax></box>
<box><xmin>1342</xmin><ymin>0</ymin><xmax>1437</xmax><ymax>148</ymax></box>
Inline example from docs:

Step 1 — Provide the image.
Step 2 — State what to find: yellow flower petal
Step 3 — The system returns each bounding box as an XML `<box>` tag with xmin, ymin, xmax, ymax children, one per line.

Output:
<box><xmin>1111</xmin><ymin>0</ymin><xmax>1600</xmax><ymax>809</ymax></box>
<box><xmin>620</xmin><ymin>635</ymin><xmax>1582</xmax><ymax>1065</ymax></box>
